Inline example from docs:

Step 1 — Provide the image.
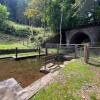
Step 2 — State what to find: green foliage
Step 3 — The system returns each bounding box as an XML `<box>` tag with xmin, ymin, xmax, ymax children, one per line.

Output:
<box><xmin>0</xmin><ymin>0</ymin><xmax>27</xmax><ymax>24</ymax></box>
<box><xmin>28</xmin><ymin>29</ymin><xmax>53</xmax><ymax>47</ymax></box>
<box><xmin>45</xmin><ymin>0</ymin><xmax>79</xmax><ymax>31</ymax></box>
<box><xmin>24</xmin><ymin>0</ymin><xmax>46</xmax><ymax>26</ymax></box>
<box><xmin>0</xmin><ymin>20</ymin><xmax>53</xmax><ymax>47</ymax></box>
<box><xmin>0</xmin><ymin>43</ymin><xmax>28</xmax><ymax>49</ymax></box>
<box><xmin>0</xmin><ymin>4</ymin><xmax>9</xmax><ymax>22</ymax></box>
<box><xmin>24</xmin><ymin>0</ymin><xmax>100</xmax><ymax>32</ymax></box>
<box><xmin>0</xmin><ymin>20</ymin><xmax>47</xmax><ymax>37</ymax></box>
<box><xmin>0</xmin><ymin>21</ymin><xmax>31</xmax><ymax>37</ymax></box>
<box><xmin>95</xmin><ymin>3</ymin><xmax>100</xmax><ymax>21</ymax></box>
<box><xmin>1</xmin><ymin>0</ymin><xmax>100</xmax><ymax>30</ymax></box>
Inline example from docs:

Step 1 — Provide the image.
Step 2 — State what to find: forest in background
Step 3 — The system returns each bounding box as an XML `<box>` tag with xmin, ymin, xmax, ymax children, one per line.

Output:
<box><xmin>0</xmin><ymin>0</ymin><xmax>100</xmax><ymax>30</ymax></box>
<box><xmin>0</xmin><ymin>0</ymin><xmax>100</xmax><ymax>47</ymax></box>
<box><xmin>0</xmin><ymin>0</ymin><xmax>27</xmax><ymax>24</ymax></box>
<box><xmin>0</xmin><ymin>0</ymin><xmax>100</xmax><ymax>28</ymax></box>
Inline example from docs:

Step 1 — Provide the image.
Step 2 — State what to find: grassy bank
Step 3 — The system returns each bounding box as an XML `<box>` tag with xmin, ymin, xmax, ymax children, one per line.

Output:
<box><xmin>30</xmin><ymin>59</ymin><xmax>100</xmax><ymax>100</ymax></box>
<box><xmin>0</xmin><ymin>43</ymin><xmax>28</xmax><ymax>49</ymax></box>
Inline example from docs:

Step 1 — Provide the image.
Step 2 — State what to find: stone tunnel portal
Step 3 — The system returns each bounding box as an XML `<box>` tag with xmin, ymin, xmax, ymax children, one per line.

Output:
<box><xmin>70</xmin><ymin>32</ymin><xmax>91</xmax><ymax>44</ymax></box>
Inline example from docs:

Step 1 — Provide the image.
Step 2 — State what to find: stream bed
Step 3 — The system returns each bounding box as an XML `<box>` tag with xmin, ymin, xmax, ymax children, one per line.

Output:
<box><xmin>0</xmin><ymin>58</ymin><xmax>45</xmax><ymax>88</ymax></box>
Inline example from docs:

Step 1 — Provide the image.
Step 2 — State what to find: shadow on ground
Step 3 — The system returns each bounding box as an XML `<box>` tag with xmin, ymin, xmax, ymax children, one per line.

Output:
<box><xmin>88</xmin><ymin>61</ymin><xmax>100</xmax><ymax>67</ymax></box>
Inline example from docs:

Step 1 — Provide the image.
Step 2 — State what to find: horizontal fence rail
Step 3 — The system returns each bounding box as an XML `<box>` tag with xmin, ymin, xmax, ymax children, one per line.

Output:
<box><xmin>0</xmin><ymin>48</ymin><xmax>38</xmax><ymax>55</ymax></box>
<box><xmin>0</xmin><ymin>43</ymin><xmax>99</xmax><ymax>66</ymax></box>
<box><xmin>46</xmin><ymin>43</ymin><xmax>85</xmax><ymax>48</ymax></box>
<box><xmin>44</xmin><ymin>43</ymin><xmax>100</xmax><ymax>65</ymax></box>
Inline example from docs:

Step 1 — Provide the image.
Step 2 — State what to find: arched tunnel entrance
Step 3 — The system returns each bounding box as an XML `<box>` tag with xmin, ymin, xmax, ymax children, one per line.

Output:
<box><xmin>70</xmin><ymin>32</ymin><xmax>91</xmax><ymax>44</ymax></box>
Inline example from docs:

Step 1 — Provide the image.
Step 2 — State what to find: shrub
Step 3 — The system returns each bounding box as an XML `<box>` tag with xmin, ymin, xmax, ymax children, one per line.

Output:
<box><xmin>0</xmin><ymin>20</ymin><xmax>53</xmax><ymax>47</ymax></box>
<box><xmin>0</xmin><ymin>4</ymin><xmax>9</xmax><ymax>22</ymax></box>
<box><xmin>0</xmin><ymin>21</ymin><xmax>32</xmax><ymax>37</ymax></box>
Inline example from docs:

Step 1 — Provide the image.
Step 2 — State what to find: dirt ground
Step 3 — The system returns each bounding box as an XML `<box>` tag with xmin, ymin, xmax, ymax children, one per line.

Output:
<box><xmin>0</xmin><ymin>58</ymin><xmax>45</xmax><ymax>88</ymax></box>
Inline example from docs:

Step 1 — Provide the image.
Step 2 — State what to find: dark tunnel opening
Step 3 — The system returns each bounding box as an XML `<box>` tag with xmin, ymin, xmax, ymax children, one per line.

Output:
<box><xmin>70</xmin><ymin>32</ymin><xmax>91</xmax><ymax>44</ymax></box>
<box><xmin>47</xmin><ymin>32</ymin><xmax>66</xmax><ymax>44</ymax></box>
<box><xmin>62</xmin><ymin>32</ymin><xmax>66</xmax><ymax>44</ymax></box>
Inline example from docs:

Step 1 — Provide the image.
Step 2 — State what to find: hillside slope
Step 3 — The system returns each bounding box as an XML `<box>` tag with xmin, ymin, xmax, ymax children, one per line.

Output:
<box><xmin>0</xmin><ymin>32</ymin><xmax>21</xmax><ymax>43</ymax></box>
<box><xmin>0</xmin><ymin>32</ymin><xmax>29</xmax><ymax>49</ymax></box>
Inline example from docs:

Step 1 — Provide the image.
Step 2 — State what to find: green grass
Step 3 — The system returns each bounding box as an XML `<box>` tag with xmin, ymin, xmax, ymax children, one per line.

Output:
<box><xmin>0</xmin><ymin>43</ymin><xmax>46</xmax><ymax>58</ymax></box>
<box><xmin>89</xmin><ymin>55</ymin><xmax>100</xmax><ymax>61</ymax></box>
<box><xmin>30</xmin><ymin>59</ymin><xmax>96</xmax><ymax>100</ymax></box>
<box><xmin>48</xmin><ymin>48</ymin><xmax>58</xmax><ymax>54</ymax></box>
<box><xmin>0</xmin><ymin>20</ymin><xmax>54</xmax><ymax>48</ymax></box>
<box><xmin>0</xmin><ymin>43</ymin><xmax>28</xmax><ymax>49</ymax></box>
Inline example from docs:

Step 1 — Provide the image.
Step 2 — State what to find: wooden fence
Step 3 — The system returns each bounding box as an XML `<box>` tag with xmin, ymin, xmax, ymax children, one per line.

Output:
<box><xmin>45</xmin><ymin>43</ymin><xmax>100</xmax><ymax>64</ymax></box>
<box><xmin>0</xmin><ymin>48</ymin><xmax>38</xmax><ymax>55</ymax></box>
<box><xmin>0</xmin><ymin>44</ymin><xmax>99</xmax><ymax>64</ymax></box>
<box><xmin>0</xmin><ymin>47</ymin><xmax>42</xmax><ymax>59</ymax></box>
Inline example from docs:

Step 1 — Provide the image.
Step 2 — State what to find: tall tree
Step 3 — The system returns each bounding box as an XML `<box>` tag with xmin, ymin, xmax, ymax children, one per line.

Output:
<box><xmin>46</xmin><ymin>0</ymin><xmax>77</xmax><ymax>32</ymax></box>
<box><xmin>0</xmin><ymin>0</ymin><xmax>28</xmax><ymax>23</ymax></box>
<box><xmin>24</xmin><ymin>0</ymin><xmax>46</xmax><ymax>26</ymax></box>
<box><xmin>59</xmin><ymin>0</ymin><xmax>64</xmax><ymax>45</ymax></box>
<box><xmin>0</xmin><ymin>3</ymin><xmax>9</xmax><ymax>22</ymax></box>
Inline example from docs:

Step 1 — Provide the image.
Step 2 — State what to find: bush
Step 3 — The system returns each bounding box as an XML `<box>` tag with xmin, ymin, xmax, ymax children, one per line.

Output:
<box><xmin>0</xmin><ymin>4</ymin><xmax>9</xmax><ymax>22</ymax></box>
<box><xmin>0</xmin><ymin>21</ymin><xmax>32</xmax><ymax>37</ymax></box>
<box><xmin>0</xmin><ymin>20</ymin><xmax>53</xmax><ymax>47</ymax></box>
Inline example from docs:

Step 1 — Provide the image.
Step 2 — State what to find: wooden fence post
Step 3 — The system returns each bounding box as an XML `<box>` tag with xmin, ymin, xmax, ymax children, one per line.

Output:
<box><xmin>45</xmin><ymin>47</ymin><xmax>48</xmax><ymax>56</ymax></box>
<box><xmin>57</xmin><ymin>44</ymin><xmax>59</xmax><ymax>55</ymax></box>
<box><xmin>45</xmin><ymin>48</ymin><xmax>47</xmax><ymax>70</ymax></box>
<box><xmin>84</xmin><ymin>45</ymin><xmax>89</xmax><ymax>63</ymax></box>
<box><xmin>57</xmin><ymin>44</ymin><xmax>60</xmax><ymax>66</ymax></box>
<box><xmin>44</xmin><ymin>45</ymin><xmax>48</xmax><ymax>69</ymax></box>
<box><xmin>23</xmin><ymin>39</ymin><xmax>24</xmax><ymax>45</ymax></box>
<box><xmin>75</xmin><ymin>45</ymin><xmax>77</xmax><ymax>58</ymax></box>
<box><xmin>15</xmin><ymin>47</ymin><xmax>18</xmax><ymax>59</ymax></box>
<box><xmin>39</xmin><ymin>47</ymin><xmax>41</xmax><ymax>58</ymax></box>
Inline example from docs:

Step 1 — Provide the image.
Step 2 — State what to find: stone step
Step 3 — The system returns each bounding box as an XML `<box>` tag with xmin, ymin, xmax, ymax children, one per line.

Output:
<box><xmin>49</xmin><ymin>65</ymin><xmax>58</xmax><ymax>70</ymax></box>
<box><xmin>50</xmin><ymin>67</ymin><xmax>61</xmax><ymax>73</ymax></box>
<box><xmin>0</xmin><ymin>78</ymin><xmax>23</xmax><ymax>100</ymax></box>
<box><xmin>46</xmin><ymin>63</ymin><xmax>54</xmax><ymax>68</ymax></box>
<box><xmin>40</xmin><ymin>64</ymin><xmax>60</xmax><ymax>74</ymax></box>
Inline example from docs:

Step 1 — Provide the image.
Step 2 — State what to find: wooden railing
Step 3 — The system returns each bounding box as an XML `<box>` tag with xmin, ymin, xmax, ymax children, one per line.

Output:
<box><xmin>45</xmin><ymin>43</ymin><xmax>100</xmax><ymax>64</ymax></box>
<box><xmin>0</xmin><ymin>48</ymin><xmax>38</xmax><ymax>55</ymax></box>
<box><xmin>0</xmin><ymin>47</ymin><xmax>43</xmax><ymax>59</ymax></box>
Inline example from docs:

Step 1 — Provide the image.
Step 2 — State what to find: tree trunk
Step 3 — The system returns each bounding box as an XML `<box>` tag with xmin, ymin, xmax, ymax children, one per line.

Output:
<box><xmin>60</xmin><ymin>11</ymin><xmax>63</xmax><ymax>46</ymax></box>
<box><xmin>59</xmin><ymin>0</ymin><xmax>64</xmax><ymax>46</ymax></box>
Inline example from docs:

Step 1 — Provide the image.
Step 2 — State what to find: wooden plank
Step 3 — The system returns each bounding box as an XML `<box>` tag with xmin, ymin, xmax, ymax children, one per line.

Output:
<box><xmin>15</xmin><ymin>47</ymin><xmax>18</xmax><ymax>59</ymax></box>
